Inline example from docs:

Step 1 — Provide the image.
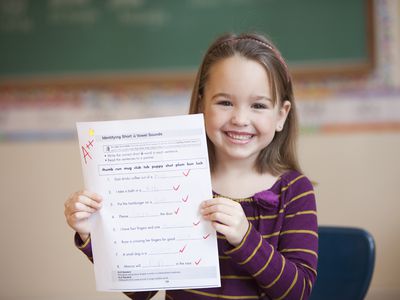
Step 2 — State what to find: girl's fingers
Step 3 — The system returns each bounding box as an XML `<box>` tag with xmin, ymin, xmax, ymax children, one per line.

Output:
<box><xmin>202</xmin><ymin>197</ymin><xmax>239</xmax><ymax>209</ymax></box>
<box><xmin>201</xmin><ymin>204</ymin><xmax>235</xmax><ymax>218</ymax></box>
<box><xmin>210</xmin><ymin>221</ymin><xmax>231</xmax><ymax>236</ymax></box>
<box><xmin>70</xmin><ymin>211</ymin><xmax>92</xmax><ymax>222</ymax></box>
<box><xmin>65</xmin><ymin>191</ymin><xmax>102</xmax><ymax>208</ymax></box>
<box><xmin>201</xmin><ymin>196</ymin><xmax>249</xmax><ymax>246</ymax></box>
<box><xmin>77</xmin><ymin>193</ymin><xmax>102</xmax><ymax>209</ymax></box>
<box><xmin>64</xmin><ymin>191</ymin><xmax>102</xmax><ymax>219</ymax></box>
<box><xmin>80</xmin><ymin>190</ymin><xmax>103</xmax><ymax>202</ymax></box>
<box><xmin>211</xmin><ymin>222</ymin><xmax>236</xmax><ymax>237</ymax></box>
<box><xmin>203</xmin><ymin>210</ymin><xmax>234</xmax><ymax>226</ymax></box>
<box><xmin>69</xmin><ymin>201</ymin><xmax>96</xmax><ymax>214</ymax></box>
<box><xmin>201</xmin><ymin>198</ymin><xmax>241</xmax><ymax>218</ymax></box>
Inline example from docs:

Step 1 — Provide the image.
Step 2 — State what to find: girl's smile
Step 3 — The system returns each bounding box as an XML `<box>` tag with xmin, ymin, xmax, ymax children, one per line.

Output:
<box><xmin>224</xmin><ymin>130</ymin><xmax>254</xmax><ymax>144</ymax></box>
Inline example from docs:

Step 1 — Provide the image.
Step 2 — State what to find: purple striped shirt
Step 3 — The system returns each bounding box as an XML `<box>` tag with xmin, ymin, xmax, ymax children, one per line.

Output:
<box><xmin>75</xmin><ymin>170</ymin><xmax>318</xmax><ymax>299</ymax></box>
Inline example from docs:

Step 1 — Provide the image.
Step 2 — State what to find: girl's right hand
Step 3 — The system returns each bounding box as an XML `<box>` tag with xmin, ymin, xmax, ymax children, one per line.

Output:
<box><xmin>64</xmin><ymin>190</ymin><xmax>103</xmax><ymax>241</ymax></box>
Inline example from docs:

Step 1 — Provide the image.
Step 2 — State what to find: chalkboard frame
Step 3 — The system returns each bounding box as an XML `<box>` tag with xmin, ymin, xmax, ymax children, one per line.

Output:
<box><xmin>0</xmin><ymin>0</ymin><xmax>375</xmax><ymax>90</ymax></box>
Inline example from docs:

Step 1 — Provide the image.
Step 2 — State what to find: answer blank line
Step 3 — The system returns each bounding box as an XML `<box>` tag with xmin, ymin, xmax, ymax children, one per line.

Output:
<box><xmin>162</xmin><ymin>226</ymin><xmax>193</xmax><ymax>229</ymax></box>
<box><xmin>148</xmin><ymin>251</ymin><xmax>179</xmax><ymax>255</ymax></box>
<box><xmin>142</xmin><ymin>264</ymin><xmax>176</xmax><ymax>268</ymax></box>
<box><xmin>176</xmin><ymin>237</ymin><xmax>203</xmax><ymax>241</ymax></box>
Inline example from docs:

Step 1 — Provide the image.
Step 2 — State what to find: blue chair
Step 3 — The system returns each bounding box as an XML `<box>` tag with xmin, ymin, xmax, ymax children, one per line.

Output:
<box><xmin>310</xmin><ymin>226</ymin><xmax>375</xmax><ymax>300</ymax></box>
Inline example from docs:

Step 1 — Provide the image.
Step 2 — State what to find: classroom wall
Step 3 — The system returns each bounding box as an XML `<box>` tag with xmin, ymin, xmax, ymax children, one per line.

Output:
<box><xmin>0</xmin><ymin>132</ymin><xmax>399</xmax><ymax>300</ymax></box>
<box><xmin>0</xmin><ymin>1</ymin><xmax>399</xmax><ymax>299</ymax></box>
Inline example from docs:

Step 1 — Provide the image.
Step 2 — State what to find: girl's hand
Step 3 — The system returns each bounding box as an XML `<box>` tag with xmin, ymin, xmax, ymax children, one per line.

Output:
<box><xmin>201</xmin><ymin>197</ymin><xmax>249</xmax><ymax>247</ymax></box>
<box><xmin>64</xmin><ymin>190</ymin><xmax>102</xmax><ymax>241</ymax></box>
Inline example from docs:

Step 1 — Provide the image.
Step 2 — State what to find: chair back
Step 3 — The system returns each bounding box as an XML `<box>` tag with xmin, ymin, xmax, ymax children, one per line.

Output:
<box><xmin>310</xmin><ymin>226</ymin><xmax>375</xmax><ymax>300</ymax></box>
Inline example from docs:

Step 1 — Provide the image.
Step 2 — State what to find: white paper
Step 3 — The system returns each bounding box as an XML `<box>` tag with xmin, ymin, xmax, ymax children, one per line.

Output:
<box><xmin>76</xmin><ymin>114</ymin><xmax>220</xmax><ymax>292</ymax></box>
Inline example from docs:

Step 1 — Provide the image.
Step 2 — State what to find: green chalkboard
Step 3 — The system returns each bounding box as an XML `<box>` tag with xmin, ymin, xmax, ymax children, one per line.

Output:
<box><xmin>0</xmin><ymin>0</ymin><xmax>373</xmax><ymax>82</ymax></box>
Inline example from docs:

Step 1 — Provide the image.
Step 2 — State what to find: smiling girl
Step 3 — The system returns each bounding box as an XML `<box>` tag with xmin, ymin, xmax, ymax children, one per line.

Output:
<box><xmin>65</xmin><ymin>33</ymin><xmax>318</xmax><ymax>300</ymax></box>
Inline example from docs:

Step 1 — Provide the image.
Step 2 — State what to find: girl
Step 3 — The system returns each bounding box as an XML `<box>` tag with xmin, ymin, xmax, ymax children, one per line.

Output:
<box><xmin>65</xmin><ymin>32</ymin><xmax>318</xmax><ymax>300</ymax></box>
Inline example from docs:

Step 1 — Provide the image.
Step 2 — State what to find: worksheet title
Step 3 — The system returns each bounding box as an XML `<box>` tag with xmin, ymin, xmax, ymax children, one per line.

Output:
<box><xmin>101</xmin><ymin>132</ymin><xmax>163</xmax><ymax>140</ymax></box>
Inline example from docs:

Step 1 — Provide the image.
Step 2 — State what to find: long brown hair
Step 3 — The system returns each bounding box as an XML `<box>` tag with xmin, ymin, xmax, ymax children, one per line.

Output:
<box><xmin>189</xmin><ymin>33</ymin><xmax>301</xmax><ymax>176</ymax></box>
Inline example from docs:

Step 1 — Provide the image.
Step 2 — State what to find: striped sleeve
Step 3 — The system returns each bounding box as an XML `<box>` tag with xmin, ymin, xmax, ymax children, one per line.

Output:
<box><xmin>74</xmin><ymin>233</ymin><xmax>93</xmax><ymax>262</ymax></box>
<box><xmin>74</xmin><ymin>233</ymin><xmax>158</xmax><ymax>300</ymax></box>
<box><xmin>224</xmin><ymin>175</ymin><xmax>318</xmax><ymax>299</ymax></box>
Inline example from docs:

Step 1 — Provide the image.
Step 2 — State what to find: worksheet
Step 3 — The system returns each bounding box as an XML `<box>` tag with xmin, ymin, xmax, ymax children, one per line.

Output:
<box><xmin>76</xmin><ymin>114</ymin><xmax>220</xmax><ymax>292</ymax></box>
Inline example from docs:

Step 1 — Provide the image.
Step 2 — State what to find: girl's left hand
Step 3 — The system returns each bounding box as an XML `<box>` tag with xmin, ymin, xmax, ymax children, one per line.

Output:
<box><xmin>201</xmin><ymin>197</ymin><xmax>249</xmax><ymax>247</ymax></box>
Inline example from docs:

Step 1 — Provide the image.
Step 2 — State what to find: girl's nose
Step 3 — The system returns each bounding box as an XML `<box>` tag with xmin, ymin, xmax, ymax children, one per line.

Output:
<box><xmin>231</xmin><ymin>108</ymin><xmax>250</xmax><ymax>126</ymax></box>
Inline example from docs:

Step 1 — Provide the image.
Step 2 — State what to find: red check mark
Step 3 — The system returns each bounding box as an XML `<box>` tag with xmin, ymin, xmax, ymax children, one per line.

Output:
<box><xmin>174</xmin><ymin>207</ymin><xmax>180</xmax><ymax>215</ymax></box>
<box><xmin>173</xmin><ymin>184</ymin><xmax>180</xmax><ymax>191</ymax></box>
<box><xmin>193</xmin><ymin>220</ymin><xmax>200</xmax><ymax>226</ymax></box>
<box><xmin>203</xmin><ymin>233</ymin><xmax>210</xmax><ymax>239</ymax></box>
<box><xmin>183</xmin><ymin>169</ymin><xmax>191</xmax><ymax>177</ymax></box>
<box><xmin>179</xmin><ymin>244</ymin><xmax>187</xmax><ymax>253</ymax></box>
<box><xmin>195</xmin><ymin>258</ymin><xmax>202</xmax><ymax>266</ymax></box>
<box><xmin>182</xmin><ymin>195</ymin><xmax>189</xmax><ymax>202</ymax></box>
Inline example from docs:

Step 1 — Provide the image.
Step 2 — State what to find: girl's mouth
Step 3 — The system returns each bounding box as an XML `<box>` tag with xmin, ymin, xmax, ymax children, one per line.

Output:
<box><xmin>225</xmin><ymin>131</ymin><xmax>254</xmax><ymax>141</ymax></box>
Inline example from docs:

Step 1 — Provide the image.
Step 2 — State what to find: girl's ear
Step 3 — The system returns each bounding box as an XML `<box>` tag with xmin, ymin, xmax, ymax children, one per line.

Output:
<box><xmin>276</xmin><ymin>100</ymin><xmax>291</xmax><ymax>132</ymax></box>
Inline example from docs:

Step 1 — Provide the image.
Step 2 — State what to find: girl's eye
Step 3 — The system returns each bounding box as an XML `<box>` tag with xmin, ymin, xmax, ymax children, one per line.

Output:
<box><xmin>217</xmin><ymin>100</ymin><xmax>232</xmax><ymax>106</ymax></box>
<box><xmin>252</xmin><ymin>103</ymin><xmax>268</xmax><ymax>109</ymax></box>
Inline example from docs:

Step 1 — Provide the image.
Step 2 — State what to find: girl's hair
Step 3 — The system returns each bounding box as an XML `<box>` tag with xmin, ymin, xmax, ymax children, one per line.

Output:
<box><xmin>189</xmin><ymin>32</ymin><xmax>301</xmax><ymax>176</ymax></box>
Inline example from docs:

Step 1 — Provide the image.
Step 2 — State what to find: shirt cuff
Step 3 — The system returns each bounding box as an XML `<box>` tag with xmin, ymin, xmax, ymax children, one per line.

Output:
<box><xmin>74</xmin><ymin>232</ymin><xmax>93</xmax><ymax>260</ymax></box>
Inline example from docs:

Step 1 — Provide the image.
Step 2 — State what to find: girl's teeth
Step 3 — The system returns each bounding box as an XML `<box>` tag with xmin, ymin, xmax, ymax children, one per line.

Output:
<box><xmin>227</xmin><ymin>132</ymin><xmax>252</xmax><ymax>140</ymax></box>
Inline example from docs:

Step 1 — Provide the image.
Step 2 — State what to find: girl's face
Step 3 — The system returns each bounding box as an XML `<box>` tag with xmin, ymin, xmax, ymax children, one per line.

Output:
<box><xmin>203</xmin><ymin>55</ymin><xmax>290</xmax><ymax>166</ymax></box>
